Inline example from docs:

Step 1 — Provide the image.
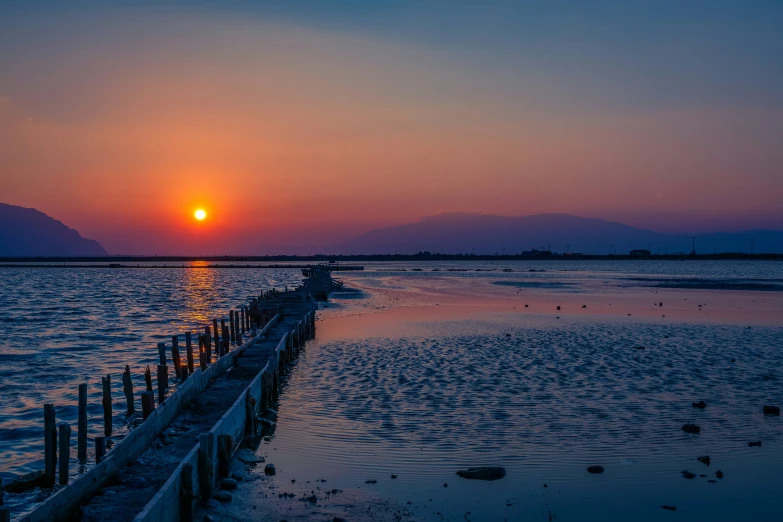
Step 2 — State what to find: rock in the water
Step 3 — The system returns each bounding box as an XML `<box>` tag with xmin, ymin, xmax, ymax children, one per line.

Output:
<box><xmin>3</xmin><ymin>470</ymin><xmax>46</xmax><ymax>493</ymax></box>
<box><xmin>391</xmin><ymin>474</ymin><xmax>397</xmax><ymax>479</ymax></box>
<box><xmin>708</xmin><ymin>479</ymin><xmax>717</xmax><ymax>483</ymax></box>
<box><xmin>661</xmin><ymin>505</ymin><xmax>677</xmax><ymax>511</ymax></box>
<box><xmin>716</xmin><ymin>470</ymin><xmax>724</xmax><ymax>479</ymax></box>
<box><xmin>264</xmin><ymin>464</ymin><xmax>276</xmax><ymax>475</ymax></box>
<box><xmin>204</xmin><ymin>515</ymin><xmax>216</xmax><ymax>522</ymax></box>
<box><xmin>697</xmin><ymin>456</ymin><xmax>710</xmax><ymax>466</ymax></box>
<box><xmin>692</xmin><ymin>401</ymin><xmax>707</xmax><ymax>409</ymax></box>
<box><xmin>681</xmin><ymin>470</ymin><xmax>696</xmax><ymax>479</ymax></box>
<box><xmin>333</xmin><ymin>518</ymin><xmax>348</xmax><ymax>522</ymax></box>
<box><xmin>306</xmin><ymin>494</ymin><xmax>317</xmax><ymax>503</ymax></box>
<box><xmin>587</xmin><ymin>466</ymin><xmax>604</xmax><ymax>474</ymax></box>
<box><xmin>682</xmin><ymin>424</ymin><xmax>700</xmax><ymax>434</ymax></box>
<box><xmin>220</xmin><ymin>478</ymin><xmax>238</xmax><ymax>490</ymax></box>
<box><xmin>215</xmin><ymin>491</ymin><xmax>233</xmax><ymax>502</ymax></box>
<box><xmin>763</xmin><ymin>405</ymin><xmax>780</xmax><ymax>415</ymax></box>
<box><xmin>748</xmin><ymin>441</ymin><xmax>762</xmax><ymax>447</ymax></box>
<box><xmin>205</xmin><ymin>498</ymin><xmax>220</xmax><ymax>509</ymax></box>
<box><xmin>456</xmin><ymin>467</ymin><xmax>506</xmax><ymax>481</ymax></box>
<box><xmin>231</xmin><ymin>471</ymin><xmax>245</xmax><ymax>481</ymax></box>
<box><xmin>365</xmin><ymin>480</ymin><xmax>377</xmax><ymax>484</ymax></box>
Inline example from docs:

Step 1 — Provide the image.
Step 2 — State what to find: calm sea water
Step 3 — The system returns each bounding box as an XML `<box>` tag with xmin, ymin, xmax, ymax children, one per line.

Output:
<box><xmin>1</xmin><ymin>260</ymin><xmax>782</xmax><ymax>520</ymax></box>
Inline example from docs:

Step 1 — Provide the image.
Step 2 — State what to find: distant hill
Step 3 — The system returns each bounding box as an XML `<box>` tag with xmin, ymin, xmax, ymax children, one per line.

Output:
<box><xmin>331</xmin><ymin>213</ymin><xmax>783</xmax><ymax>255</ymax></box>
<box><xmin>0</xmin><ymin>203</ymin><xmax>107</xmax><ymax>256</ymax></box>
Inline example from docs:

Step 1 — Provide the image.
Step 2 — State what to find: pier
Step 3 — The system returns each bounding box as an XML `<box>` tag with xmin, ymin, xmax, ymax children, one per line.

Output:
<box><xmin>1</xmin><ymin>272</ymin><xmax>335</xmax><ymax>522</ymax></box>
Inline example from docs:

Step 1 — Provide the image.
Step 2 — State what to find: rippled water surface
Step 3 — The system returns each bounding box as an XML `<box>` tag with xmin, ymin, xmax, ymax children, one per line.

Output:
<box><xmin>2</xmin><ymin>260</ymin><xmax>782</xmax><ymax>521</ymax></box>
<box><xmin>0</xmin><ymin>264</ymin><xmax>302</xmax><ymax>480</ymax></box>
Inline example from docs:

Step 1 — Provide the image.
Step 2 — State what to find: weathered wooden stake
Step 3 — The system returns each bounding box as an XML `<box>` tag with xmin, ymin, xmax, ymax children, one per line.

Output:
<box><xmin>157</xmin><ymin>365</ymin><xmax>168</xmax><ymax>403</ymax></box>
<box><xmin>0</xmin><ymin>508</ymin><xmax>8</xmax><ymax>522</ymax></box>
<box><xmin>77</xmin><ymin>383</ymin><xmax>88</xmax><ymax>461</ymax></box>
<box><xmin>199</xmin><ymin>336</ymin><xmax>208</xmax><ymax>370</ymax></box>
<box><xmin>198</xmin><ymin>432</ymin><xmax>216</xmax><ymax>500</ymax></box>
<box><xmin>44</xmin><ymin>403</ymin><xmax>57</xmax><ymax>487</ymax></box>
<box><xmin>180</xmin><ymin>463</ymin><xmax>194</xmax><ymax>522</ymax></box>
<box><xmin>205</xmin><ymin>326</ymin><xmax>213</xmax><ymax>360</ymax></box>
<box><xmin>245</xmin><ymin>392</ymin><xmax>256</xmax><ymax>435</ymax></box>
<box><xmin>222</xmin><ymin>325</ymin><xmax>230</xmax><ymax>355</ymax></box>
<box><xmin>205</xmin><ymin>325</ymin><xmax>212</xmax><ymax>358</ymax></box>
<box><xmin>185</xmin><ymin>331</ymin><xmax>195</xmax><ymax>374</ymax></box>
<box><xmin>217</xmin><ymin>434</ymin><xmax>233</xmax><ymax>478</ymax></box>
<box><xmin>58</xmin><ymin>423</ymin><xmax>71</xmax><ymax>485</ymax></box>
<box><xmin>95</xmin><ymin>436</ymin><xmax>105</xmax><ymax>463</ymax></box>
<box><xmin>171</xmin><ymin>336</ymin><xmax>182</xmax><ymax>379</ymax></box>
<box><xmin>122</xmin><ymin>365</ymin><xmax>134</xmax><ymax>416</ymax></box>
<box><xmin>141</xmin><ymin>391</ymin><xmax>155</xmax><ymax>420</ymax></box>
<box><xmin>144</xmin><ymin>365</ymin><xmax>153</xmax><ymax>391</ymax></box>
<box><xmin>101</xmin><ymin>375</ymin><xmax>112</xmax><ymax>436</ymax></box>
<box><xmin>229</xmin><ymin>310</ymin><xmax>236</xmax><ymax>345</ymax></box>
<box><xmin>213</xmin><ymin>319</ymin><xmax>220</xmax><ymax>355</ymax></box>
<box><xmin>157</xmin><ymin>342</ymin><xmax>167</xmax><ymax>366</ymax></box>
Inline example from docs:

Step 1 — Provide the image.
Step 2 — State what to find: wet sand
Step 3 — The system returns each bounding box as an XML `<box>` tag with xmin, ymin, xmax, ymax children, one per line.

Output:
<box><xmin>217</xmin><ymin>271</ymin><xmax>783</xmax><ymax>521</ymax></box>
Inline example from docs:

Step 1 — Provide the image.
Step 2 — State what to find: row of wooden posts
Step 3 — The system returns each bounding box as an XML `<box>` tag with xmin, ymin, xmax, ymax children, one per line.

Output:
<box><xmin>38</xmin><ymin>303</ymin><xmax>266</xmax><ymax>489</ymax></box>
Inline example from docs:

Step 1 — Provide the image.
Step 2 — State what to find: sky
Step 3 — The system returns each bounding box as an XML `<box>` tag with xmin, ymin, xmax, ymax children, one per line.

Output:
<box><xmin>1</xmin><ymin>0</ymin><xmax>782</xmax><ymax>254</ymax></box>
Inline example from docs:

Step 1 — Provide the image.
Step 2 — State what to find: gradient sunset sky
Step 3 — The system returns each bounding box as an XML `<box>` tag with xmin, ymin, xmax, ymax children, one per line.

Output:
<box><xmin>1</xmin><ymin>1</ymin><xmax>782</xmax><ymax>254</ymax></box>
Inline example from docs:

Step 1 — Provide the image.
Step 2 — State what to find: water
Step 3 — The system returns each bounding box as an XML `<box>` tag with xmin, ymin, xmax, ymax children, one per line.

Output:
<box><xmin>1</xmin><ymin>260</ymin><xmax>782</xmax><ymax>520</ymax></box>
<box><xmin>0</xmin><ymin>263</ymin><xmax>302</xmax><ymax>481</ymax></box>
<box><xmin>261</xmin><ymin>260</ymin><xmax>783</xmax><ymax>521</ymax></box>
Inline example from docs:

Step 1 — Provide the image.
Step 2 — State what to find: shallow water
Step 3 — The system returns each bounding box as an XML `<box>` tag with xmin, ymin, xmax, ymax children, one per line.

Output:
<box><xmin>1</xmin><ymin>260</ymin><xmax>782</xmax><ymax>520</ymax></box>
<box><xmin>262</xmin><ymin>262</ymin><xmax>783</xmax><ymax>521</ymax></box>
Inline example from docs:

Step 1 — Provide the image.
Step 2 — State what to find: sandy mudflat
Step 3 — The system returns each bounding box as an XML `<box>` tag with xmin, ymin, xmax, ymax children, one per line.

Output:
<box><xmin>215</xmin><ymin>269</ymin><xmax>783</xmax><ymax>521</ymax></box>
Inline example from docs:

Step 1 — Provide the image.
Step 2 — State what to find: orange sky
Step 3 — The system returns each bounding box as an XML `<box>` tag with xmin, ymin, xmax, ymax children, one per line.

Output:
<box><xmin>1</xmin><ymin>3</ymin><xmax>782</xmax><ymax>254</ymax></box>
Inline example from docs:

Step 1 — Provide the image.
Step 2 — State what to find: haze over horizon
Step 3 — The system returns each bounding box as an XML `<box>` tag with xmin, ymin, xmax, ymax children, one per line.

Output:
<box><xmin>2</xmin><ymin>1</ymin><xmax>782</xmax><ymax>254</ymax></box>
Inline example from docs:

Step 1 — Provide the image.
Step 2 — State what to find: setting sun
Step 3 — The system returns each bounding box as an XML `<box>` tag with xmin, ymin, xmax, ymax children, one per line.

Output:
<box><xmin>194</xmin><ymin>209</ymin><xmax>207</xmax><ymax>221</ymax></box>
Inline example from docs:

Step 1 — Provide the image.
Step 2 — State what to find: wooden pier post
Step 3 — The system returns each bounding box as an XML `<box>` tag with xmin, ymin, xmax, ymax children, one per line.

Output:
<box><xmin>144</xmin><ymin>365</ymin><xmax>153</xmax><ymax>392</ymax></box>
<box><xmin>102</xmin><ymin>375</ymin><xmax>112</xmax><ymax>436</ymax></box>
<box><xmin>44</xmin><ymin>404</ymin><xmax>57</xmax><ymax>487</ymax></box>
<box><xmin>245</xmin><ymin>392</ymin><xmax>256</xmax><ymax>435</ymax></box>
<box><xmin>157</xmin><ymin>365</ymin><xmax>168</xmax><ymax>403</ymax></box>
<box><xmin>157</xmin><ymin>342</ymin><xmax>167</xmax><ymax>366</ymax></box>
<box><xmin>122</xmin><ymin>365</ymin><xmax>134</xmax><ymax>415</ymax></box>
<box><xmin>58</xmin><ymin>423</ymin><xmax>71</xmax><ymax>485</ymax></box>
<box><xmin>77</xmin><ymin>383</ymin><xmax>88</xmax><ymax>460</ymax></box>
<box><xmin>171</xmin><ymin>336</ymin><xmax>182</xmax><ymax>379</ymax></box>
<box><xmin>205</xmin><ymin>325</ymin><xmax>212</xmax><ymax>359</ymax></box>
<box><xmin>95</xmin><ymin>436</ymin><xmax>106</xmax><ymax>463</ymax></box>
<box><xmin>222</xmin><ymin>325</ymin><xmax>230</xmax><ymax>355</ymax></box>
<box><xmin>198</xmin><ymin>432</ymin><xmax>216</xmax><ymax>500</ymax></box>
<box><xmin>229</xmin><ymin>310</ymin><xmax>236</xmax><ymax>345</ymax></box>
<box><xmin>185</xmin><ymin>331</ymin><xmax>195</xmax><ymax>374</ymax></box>
<box><xmin>180</xmin><ymin>463</ymin><xmax>194</xmax><ymax>522</ymax></box>
<box><xmin>199</xmin><ymin>336</ymin><xmax>208</xmax><ymax>370</ymax></box>
<box><xmin>212</xmin><ymin>319</ymin><xmax>219</xmax><ymax>355</ymax></box>
<box><xmin>217</xmin><ymin>434</ymin><xmax>232</xmax><ymax>478</ymax></box>
<box><xmin>141</xmin><ymin>391</ymin><xmax>155</xmax><ymax>420</ymax></box>
<box><xmin>260</xmin><ymin>373</ymin><xmax>268</xmax><ymax>408</ymax></box>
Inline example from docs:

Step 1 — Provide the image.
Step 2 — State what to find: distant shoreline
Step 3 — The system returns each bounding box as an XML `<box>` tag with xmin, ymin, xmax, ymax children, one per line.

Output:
<box><xmin>0</xmin><ymin>253</ymin><xmax>781</xmax><ymax>266</ymax></box>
